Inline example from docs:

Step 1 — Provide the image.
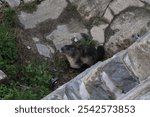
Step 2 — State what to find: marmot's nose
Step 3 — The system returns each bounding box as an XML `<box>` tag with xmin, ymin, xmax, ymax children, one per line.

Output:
<box><xmin>61</xmin><ymin>47</ymin><xmax>64</xmax><ymax>51</ymax></box>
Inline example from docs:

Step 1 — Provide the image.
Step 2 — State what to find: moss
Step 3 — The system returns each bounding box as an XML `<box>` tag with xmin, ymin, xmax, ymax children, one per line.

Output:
<box><xmin>19</xmin><ymin>1</ymin><xmax>38</xmax><ymax>13</ymax></box>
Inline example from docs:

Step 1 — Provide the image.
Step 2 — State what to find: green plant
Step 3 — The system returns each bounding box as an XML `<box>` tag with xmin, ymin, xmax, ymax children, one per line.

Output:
<box><xmin>79</xmin><ymin>38</ymin><xmax>97</xmax><ymax>47</ymax></box>
<box><xmin>3</xmin><ymin>8</ymin><xmax>16</xmax><ymax>26</ymax></box>
<box><xmin>20</xmin><ymin>1</ymin><xmax>37</xmax><ymax>13</ymax></box>
<box><xmin>22</xmin><ymin>62</ymin><xmax>51</xmax><ymax>86</ymax></box>
<box><xmin>20</xmin><ymin>62</ymin><xmax>52</xmax><ymax>99</ymax></box>
<box><xmin>0</xmin><ymin>24</ymin><xmax>18</xmax><ymax>77</ymax></box>
<box><xmin>0</xmin><ymin>62</ymin><xmax>52</xmax><ymax>100</ymax></box>
<box><xmin>0</xmin><ymin>7</ymin><xmax>52</xmax><ymax>99</ymax></box>
<box><xmin>0</xmin><ymin>82</ymin><xmax>38</xmax><ymax>100</ymax></box>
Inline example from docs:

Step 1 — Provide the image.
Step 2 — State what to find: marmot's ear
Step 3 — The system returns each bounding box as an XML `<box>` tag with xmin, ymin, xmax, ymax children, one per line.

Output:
<box><xmin>97</xmin><ymin>46</ymin><xmax>105</xmax><ymax>61</ymax></box>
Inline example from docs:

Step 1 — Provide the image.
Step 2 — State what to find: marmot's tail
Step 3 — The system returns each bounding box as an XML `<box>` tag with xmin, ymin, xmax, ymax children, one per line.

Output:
<box><xmin>97</xmin><ymin>46</ymin><xmax>105</xmax><ymax>61</ymax></box>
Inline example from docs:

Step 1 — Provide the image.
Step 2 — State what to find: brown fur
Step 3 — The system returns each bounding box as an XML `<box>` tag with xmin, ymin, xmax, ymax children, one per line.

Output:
<box><xmin>61</xmin><ymin>33</ymin><xmax>105</xmax><ymax>69</ymax></box>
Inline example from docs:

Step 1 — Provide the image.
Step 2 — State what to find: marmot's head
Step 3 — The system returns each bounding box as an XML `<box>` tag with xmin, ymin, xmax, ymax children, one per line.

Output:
<box><xmin>61</xmin><ymin>44</ymin><xmax>81</xmax><ymax>58</ymax></box>
<box><xmin>61</xmin><ymin>45</ymin><xmax>82</xmax><ymax>68</ymax></box>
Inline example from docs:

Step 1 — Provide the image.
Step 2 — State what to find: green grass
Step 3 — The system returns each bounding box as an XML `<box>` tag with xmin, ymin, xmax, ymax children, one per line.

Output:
<box><xmin>19</xmin><ymin>1</ymin><xmax>37</xmax><ymax>13</ymax></box>
<box><xmin>0</xmin><ymin>62</ymin><xmax>52</xmax><ymax>100</ymax></box>
<box><xmin>0</xmin><ymin>8</ymin><xmax>18</xmax><ymax>78</ymax></box>
<box><xmin>2</xmin><ymin>7</ymin><xmax>16</xmax><ymax>26</ymax></box>
<box><xmin>0</xmin><ymin>7</ymin><xmax>52</xmax><ymax>99</ymax></box>
<box><xmin>78</xmin><ymin>38</ymin><xmax>98</xmax><ymax>47</ymax></box>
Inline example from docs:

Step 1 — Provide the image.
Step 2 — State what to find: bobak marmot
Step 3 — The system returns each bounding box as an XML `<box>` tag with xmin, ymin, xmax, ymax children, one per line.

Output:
<box><xmin>61</xmin><ymin>33</ymin><xmax>105</xmax><ymax>69</ymax></box>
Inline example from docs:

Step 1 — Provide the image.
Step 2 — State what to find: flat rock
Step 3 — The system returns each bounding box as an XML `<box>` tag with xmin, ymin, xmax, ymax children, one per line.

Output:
<box><xmin>18</xmin><ymin>0</ymin><xmax>67</xmax><ymax>29</ymax></box>
<box><xmin>0</xmin><ymin>70</ymin><xmax>7</xmax><ymax>83</ymax></box>
<box><xmin>103</xmin><ymin>8</ymin><xmax>114</xmax><ymax>23</ymax></box>
<box><xmin>118</xmin><ymin>76</ymin><xmax>150</xmax><ymax>100</ymax></box>
<box><xmin>5</xmin><ymin>0</ymin><xmax>20</xmax><ymax>7</ymax></box>
<box><xmin>105</xmin><ymin>8</ymin><xmax>150</xmax><ymax>57</ymax></box>
<box><xmin>102</xmin><ymin>52</ymin><xmax>138</xmax><ymax>94</ymax></box>
<box><xmin>109</xmin><ymin>0</ymin><xmax>144</xmax><ymax>15</ymax></box>
<box><xmin>36</xmin><ymin>43</ymin><xmax>54</xmax><ymax>58</ymax></box>
<box><xmin>46</xmin><ymin>19</ymin><xmax>88</xmax><ymax>51</ymax></box>
<box><xmin>69</xmin><ymin>0</ymin><xmax>111</xmax><ymax>21</ymax></box>
<box><xmin>91</xmin><ymin>24</ymin><xmax>108</xmax><ymax>44</ymax></box>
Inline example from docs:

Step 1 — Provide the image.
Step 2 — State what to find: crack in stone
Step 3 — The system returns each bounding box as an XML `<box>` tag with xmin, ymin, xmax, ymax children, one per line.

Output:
<box><xmin>101</xmin><ymin>0</ymin><xmax>114</xmax><ymax>18</ymax></box>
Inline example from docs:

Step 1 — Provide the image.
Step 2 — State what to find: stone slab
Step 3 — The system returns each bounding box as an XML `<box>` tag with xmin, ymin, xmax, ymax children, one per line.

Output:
<box><xmin>124</xmin><ymin>32</ymin><xmax>150</xmax><ymax>81</ymax></box>
<box><xmin>69</xmin><ymin>0</ymin><xmax>111</xmax><ymax>21</ymax></box>
<box><xmin>109</xmin><ymin>0</ymin><xmax>144</xmax><ymax>15</ymax></box>
<box><xmin>91</xmin><ymin>24</ymin><xmax>108</xmax><ymax>44</ymax></box>
<box><xmin>36</xmin><ymin>43</ymin><xmax>54</xmax><ymax>58</ymax></box>
<box><xmin>5</xmin><ymin>0</ymin><xmax>20</xmax><ymax>7</ymax></box>
<box><xmin>0</xmin><ymin>70</ymin><xmax>7</xmax><ymax>82</ymax></box>
<box><xmin>46</xmin><ymin>19</ymin><xmax>88</xmax><ymax>51</ymax></box>
<box><xmin>18</xmin><ymin>0</ymin><xmax>67</xmax><ymax>29</ymax></box>
<box><xmin>105</xmin><ymin>8</ymin><xmax>150</xmax><ymax>57</ymax></box>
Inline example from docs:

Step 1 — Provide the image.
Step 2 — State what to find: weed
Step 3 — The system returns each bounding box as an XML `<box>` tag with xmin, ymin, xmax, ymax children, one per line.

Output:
<box><xmin>22</xmin><ymin>62</ymin><xmax>52</xmax><ymax>87</ymax></box>
<box><xmin>19</xmin><ymin>1</ymin><xmax>37</xmax><ymax>13</ymax></box>
<box><xmin>3</xmin><ymin>8</ymin><xmax>16</xmax><ymax>26</ymax></box>
<box><xmin>0</xmin><ymin>7</ymin><xmax>52</xmax><ymax>99</ymax></box>
<box><xmin>0</xmin><ymin>15</ymin><xmax>18</xmax><ymax>78</ymax></box>
<box><xmin>77</xmin><ymin>38</ymin><xmax>98</xmax><ymax>47</ymax></box>
<box><xmin>0</xmin><ymin>62</ymin><xmax>52</xmax><ymax>100</ymax></box>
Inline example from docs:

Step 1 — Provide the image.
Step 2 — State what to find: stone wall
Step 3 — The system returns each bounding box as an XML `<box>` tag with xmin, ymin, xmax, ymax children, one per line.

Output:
<box><xmin>43</xmin><ymin>33</ymin><xmax>150</xmax><ymax>100</ymax></box>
